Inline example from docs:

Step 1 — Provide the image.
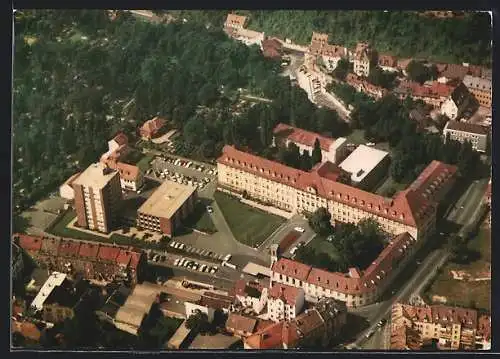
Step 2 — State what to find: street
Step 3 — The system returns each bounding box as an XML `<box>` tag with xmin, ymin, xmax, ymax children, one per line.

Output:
<box><xmin>351</xmin><ymin>177</ymin><xmax>489</xmax><ymax>349</ymax></box>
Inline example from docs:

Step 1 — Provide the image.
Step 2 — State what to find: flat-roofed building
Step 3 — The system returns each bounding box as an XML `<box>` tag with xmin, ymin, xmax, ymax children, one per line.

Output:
<box><xmin>443</xmin><ymin>120</ymin><xmax>489</xmax><ymax>153</ymax></box>
<box><xmin>137</xmin><ymin>180</ymin><xmax>197</xmax><ymax>237</ymax></box>
<box><xmin>463</xmin><ymin>75</ymin><xmax>492</xmax><ymax>108</ymax></box>
<box><xmin>338</xmin><ymin>145</ymin><xmax>390</xmax><ymax>190</ymax></box>
<box><xmin>72</xmin><ymin>163</ymin><xmax>122</xmax><ymax>233</ymax></box>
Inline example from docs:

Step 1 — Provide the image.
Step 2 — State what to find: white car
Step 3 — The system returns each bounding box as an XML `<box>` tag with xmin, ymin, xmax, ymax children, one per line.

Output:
<box><xmin>366</xmin><ymin>142</ymin><xmax>375</xmax><ymax>147</ymax></box>
<box><xmin>178</xmin><ymin>258</ymin><xmax>186</xmax><ymax>266</ymax></box>
<box><xmin>174</xmin><ymin>258</ymin><xmax>180</xmax><ymax>266</ymax></box>
<box><xmin>169</xmin><ymin>241</ymin><xmax>177</xmax><ymax>247</ymax></box>
<box><xmin>290</xmin><ymin>247</ymin><xmax>298</xmax><ymax>256</ymax></box>
<box><xmin>206</xmin><ymin>206</ymin><xmax>214</xmax><ymax>214</ymax></box>
<box><xmin>223</xmin><ymin>254</ymin><xmax>232</xmax><ymax>262</ymax></box>
<box><xmin>294</xmin><ymin>227</ymin><xmax>305</xmax><ymax>233</ymax></box>
<box><xmin>179</xmin><ymin>244</ymin><xmax>186</xmax><ymax>250</ymax></box>
<box><xmin>199</xmin><ymin>264</ymin><xmax>207</xmax><ymax>272</ymax></box>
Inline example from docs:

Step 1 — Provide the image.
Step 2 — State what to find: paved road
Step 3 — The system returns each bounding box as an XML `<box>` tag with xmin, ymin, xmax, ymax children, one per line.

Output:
<box><xmin>351</xmin><ymin>178</ymin><xmax>489</xmax><ymax>349</ymax></box>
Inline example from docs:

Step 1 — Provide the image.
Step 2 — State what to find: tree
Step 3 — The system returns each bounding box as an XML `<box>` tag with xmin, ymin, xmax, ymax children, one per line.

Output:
<box><xmin>332</xmin><ymin>58</ymin><xmax>350</xmax><ymax>80</ymax></box>
<box><xmin>311</xmin><ymin>138</ymin><xmax>322</xmax><ymax>165</ymax></box>
<box><xmin>185</xmin><ymin>311</ymin><xmax>211</xmax><ymax>334</ymax></box>
<box><xmin>308</xmin><ymin>207</ymin><xmax>334</xmax><ymax>236</ymax></box>
<box><xmin>406</xmin><ymin>60</ymin><xmax>432</xmax><ymax>84</ymax></box>
<box><xmin>299</xmin><ymin>150</ymin><xmax>312</xmax><ymax>171</ymax></box>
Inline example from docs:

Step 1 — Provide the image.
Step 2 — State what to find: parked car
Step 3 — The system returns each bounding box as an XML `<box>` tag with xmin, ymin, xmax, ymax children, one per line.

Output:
<box><xmin>174</xmin><ymin>258</ymin><xmax>180</xmax><ymax>266</ymax></box>
<box><xmin>199</xmin><ymin>264</ymin><xmax>207</xmax><ymax>272</ymax></box>
<box><xmin>377</xmin><ymin>319</ymin><xmax>387</xmax><ymax>328</ymax></box>
<box><xmin>294</xmin><ymin>227</ymin><xmax>305</xmax><ymax>233</ymax></box>
<box><xmin>206</xmin><ymin>206</ymin><xmax>214</xmax><ymax>213</ymax></box>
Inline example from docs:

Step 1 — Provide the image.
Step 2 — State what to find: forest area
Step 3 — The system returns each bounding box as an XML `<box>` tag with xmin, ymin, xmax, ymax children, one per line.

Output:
<box><xmin>13</xmin><ymin>10</ymin><xmax>347</xmax><ymax>213</ymax></box>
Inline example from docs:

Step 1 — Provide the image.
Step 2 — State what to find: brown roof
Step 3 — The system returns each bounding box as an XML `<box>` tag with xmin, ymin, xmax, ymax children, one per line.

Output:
<box><xmin>311</xmin><ymin>32</ymin><xmax>329</xmax><ymax>45</ymax></box>
<box><xmin>140</xmin><ymin>117</ymin><xmax>165</xmax><ymax>137</ymax></box>
<box><xmin>431</xmin><ymin>305</ymin><xmax>478</xmax><ymax>329</ymax></box>
<box><xmin>262</xmin><ymin>39</ymin><xmax>283</xmax><ymax>59</ymax></box>
<box><xmin>445</xmin><ymin>120</ymin><xmax>489</xmax><ymax>135</ymax></box>
<box><xmin>477</xmin><ymin>315</ymin><xmax>491</xmax><ymax>341</ymax></box>
<box><xmin>225</xmin><ymin>13</ymin><xmax>247</xmax><ymax>28</ymax></box>
<box><xmin>116</xmin><ymin>162</ymin><xmax>141</xmax><ymax>181</ymax></box>
<box><xmin>218</xmin><ymin>146</ymin><xmax>436</xmax><ymax>228</ymax></box>
<box><xmin>312</xmin><ymin>161</ymin><xmax>344</xmax><ymax>182</ymax></box>
<box><xmin>273</xmin><ymin>123</ymin><xmax>335</xmax><ymax>151</ymax></box>
<box><xmin>226</xmin><ymin>313</ymin><xmax>257</xmax><ymax>334</ymax></box>
<box><xmin>440</xmin><ymin>64</ymin><xmax>469</xmax><ymax>80</ymax></box>
<box><xmin>40</xmin><ymin>236</ymin><xmax>61</xmax><ymax>256</ymax></box>
<box><xmin>272</xmin><ymin>258</ymin><xmax>311</xmax><ymax>281</ymax></box>
<box><xmin>78</xmin><ymin>242</ymin><xmax>99</xmax><ymax>259</ymax></box>
<box><xmin>12</xmin><ymin>320</ymin><xmax>41</xmax><ymax>342</ymax></box>
<box><xmin>58</xmin><ymin>238</ymin><xmax>81</xmax><ymax>258</ymax></box>
<box><xmin>244</xmin><ymin>321</ymin><xmax>284</xmax><ymax>349</ymax></box>
<box><xmin>408</xmin><ymin>160</ymin><xmax>458</xmax><ymax>200</ymax></box>
<box><xmin>111</xmin><ymin>132</ymin><xmax>128</xmax><ymax>146</ymax></box>
<box><xmin>234</xmin><ymin>280</ymin><xmax>262</xmax><ymax>298</ymax></box>
<box><xmin>290</xmin><ymin>308</ymin><xmax>324</xmax><ymax>340</ymax></box>
<box><xmin>378</xmin><ymin>54</ymin><xmax>398</xmax><ymax>68</ymax></box>
<box><xmin>16</xmin><ymin>234</ymin><xmax>42</xmax><ymax>252</ymax></box>
<box><xmin>346</xmin><ymin>74</ymin><xmax>388</xmax><ymax>99</ymax></box>
<box><xmin>199</xmin><ymin>292</ymin><xmax>234</xmax><ymax>310</ymax></box>
<box><xmin>268</xmin><ymin>283</ymin><xmax>301</xmax><ymax>306</ymax></box>
<box><xmin>391</xmin><ymin>324</ymin><xmax>422</xmax><ymax>350</ymax></box>
<box><xmin>97</xmin><ymin>246</ymin><xmax>121</xmax><ymax>263</ymax></box>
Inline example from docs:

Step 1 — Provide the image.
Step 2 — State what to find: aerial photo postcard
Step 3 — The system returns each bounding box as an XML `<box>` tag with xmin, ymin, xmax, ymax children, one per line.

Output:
<box><xmin>11</xmin><ymin>9</ymin><xmax>492</xmax><ymax>351</ymax></box>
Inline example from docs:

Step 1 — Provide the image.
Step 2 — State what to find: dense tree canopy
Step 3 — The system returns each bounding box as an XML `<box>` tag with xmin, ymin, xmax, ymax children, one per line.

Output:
<box><xmin>13</xmin><ymin>10</ymin><xmax>347</xmax><ymax>212</ymax></box>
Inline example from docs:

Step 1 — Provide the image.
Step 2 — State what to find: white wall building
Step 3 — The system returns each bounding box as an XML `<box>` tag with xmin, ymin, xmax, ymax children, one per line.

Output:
<box><xmin>267</xmin><ymin>283</ymin><xmax>305</xmax><ymax>322</ymax></box>
<box><xmin>443</xmin><ymin>120</ymin><xmax>489</xmax><ymax>153</ymax></box>
<box><xmin>184</xmin><ymin>301</ymin><xmax>215</xmax><ymax>322</ymax></box>
<box><xmin>338</xmin><ymin>145</ymin><xmax>390</xmax><ymax>189</ymax></box>
<box><xmin>30</xmin><ymin>272</ymin><xmax>68</xmax><ymax>311</ymax></box>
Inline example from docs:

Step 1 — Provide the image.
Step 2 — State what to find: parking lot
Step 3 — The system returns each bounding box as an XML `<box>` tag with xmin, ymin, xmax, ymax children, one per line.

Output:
<box><xmin>147</xmin><ymin>156</ymin><xmax>218</xmax><ymax>196</ymax></box>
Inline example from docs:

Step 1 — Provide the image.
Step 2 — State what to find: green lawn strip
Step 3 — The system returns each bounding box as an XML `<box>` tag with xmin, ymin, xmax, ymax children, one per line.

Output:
<box><xmin>135</xmin><ymin>153</ymin><xmax>155</xmax><ymax>172</ymax></box>
<box><xmin>214</xmin><ymin>191</ymin><xmax>285</xmax><ymax>247</ymax></box>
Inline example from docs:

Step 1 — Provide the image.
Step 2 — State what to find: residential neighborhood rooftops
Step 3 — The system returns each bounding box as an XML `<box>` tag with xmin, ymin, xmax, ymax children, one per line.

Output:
<box><xmin>378</xmin><ymin>54</ymin><xmax>398</xmax><ymax>68</ymax></box>
<box><xmin>138</xmin><ymin>180</ymin><xmax>196</xmax><ymax>219</ymax></box>
<box><xmin>116</xmin><ymin>162</ymin><xmax>141</xmax><ymax>181</ymax></box>
<box><xmin>244</xmin><ymin>321</ymin><xmax>284</xmax><ymax>349</ymax></box>
<box><xmin>226</xmin><ymin>313</ymin><xmax>258</xmax><ymax>334</ymax></box>
<box><xmin>463</xmin><ymin>75</ymin><xmax>492</xmax><ymax>92</ymax></box>
<box><xmin>338</xmin><ymin>145</ymin><xmax>389</xmax><ymax>183</ymax></box>
<box><xmin>444</xmin><ymin>120</ymin><xmax>489</xmax><ymax>135</ymax></box>
<box><xmin>268</xmin><ymin>283</ymin><xmax>301</xmax><ymax>305</ymax></box>
<box><xmin>273</xmin><ymin>123</ymin><xmax>334</xmax><ymax>151</ymax></box>
<box><xmin>73</xmin><ymin>162</ymin><xmax>119</xmax><ymax>189</ymax></box>
<box><xmin>225</xmin><ymin>13</ymin><xmax>247</xmax><ymax>28</ymax></box>
<box><xmin>189</xmin><ymin>333</ymin><xmax>241</xmax><ymax>349</ymax></box>
<box><xmin>140</xmin><ymin>116</ymin><xmax>165</xmax><ymax>138</ymax></box>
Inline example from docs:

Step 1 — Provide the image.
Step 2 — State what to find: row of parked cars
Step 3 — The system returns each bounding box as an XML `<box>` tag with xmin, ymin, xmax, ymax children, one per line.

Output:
<box><xmin>160</xmin><ymin>155</ymin><xmax>218</xmax><ymax>176</ymax></box>
<box><xmin>148</xmin><ymin>166</ymin><xmax>211</xmax><ymax>190</ymax></box>
<box><xmin>169</xmin><ymin>240</ymin><xmax>232</xmax><ymax>263</ymax></box>
<box><xmin>173</xmin><ymin>257</ymin><xmax>218</xmax><ymax>274</ymax></box>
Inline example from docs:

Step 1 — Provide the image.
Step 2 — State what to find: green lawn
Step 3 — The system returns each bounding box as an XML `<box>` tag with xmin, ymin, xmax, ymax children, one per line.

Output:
<box><xmin>424</xmin><ymin>228</ymin><xmax>491</xmax><ymax>311</ymax></box>
<box><xmin>135</xmin><ymin>153</ymin><xmax>155</xmax><ymax>172</ymax></box>
<box><xmin>306</xmin><ymin>235</ymin><xmax>342</xmax><ymax>262</ymax></box>
<box><xmin>347</xmin><ymin>129</ymin><xmax>366</xmax><ymax>145</ymax></box>
<box><xmin>214</xmin><ymin>191</ymin><xmax>285</xmax><ymax>247</ymax></box>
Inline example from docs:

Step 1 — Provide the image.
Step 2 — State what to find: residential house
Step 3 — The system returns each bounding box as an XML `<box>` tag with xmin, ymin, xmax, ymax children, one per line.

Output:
<box><xmin>395</xmin><ymin>80</ymin><xmax>456</xmax><ymax>109</ymax></box>
<box><xmin>262</xmin><ymin>38</ymin><xmax>283</xmax><ymax>59</ymax></box>
<box><xmin>233</xmin><ymin>279</ymin><xmax>268</xmax><ymax>314</ymax></box>
<box><xmin>226</xmin><ymin>313</ymin><xmax>258</xmax><ymax>337</ymax></box>
<box><xmin>378</xmin><ymin>54</ymin><xmax>399</xmax><ymax>72</ymax></box>
<box><xmin>351</xmin><ymin>42</ymin><xmax>375</xmax><ymax>77</ymax></box>
<box><xmin>443</xmin><ymin>120</ymin><xmax>489</xmax><ymax>153</ymax></box>
<box><xmin>139</xmin><ymin>116</ymin><xmax>165</xmax><ymax>140</ymax></box>
<box><xmin>440</xmin><ymin>83</ymin><xmax>474</xmax><ymax>120</ymax></box>
<box><xmin>391</xmin><ymin>303</ymin><xmax>491</xmax><ymax>350</ymax></box>
<box><xmin>463</xmin><ymin>75</ymin><xmax>492</xmax><ymax>108</ymax></box>
<box><xmin>267</xmin><ymin>283</ymin><xmax>305</xmax><ymax>322</ymax></box>
<box><xmin>309</xmin><ymin>33</ymin><xmax>347</xmax><ymax>71</ymax></box>
<box><xmin>437</xmin><ymin>63</ymin><xmax>482</xmax><ymax>84</ymax></box>
<box><xmin>272</xmin><ymin>123</ymin><xmax>348</xmax><ymax>164</ymax></box>
<box><xmin>224</xmin><ymin>13</ymin><xmax>247</xmax><ymax>31</ymax></box>
<box><xmin>115</xmin><ymin>162</ymin><xmax>144</xmax><ymax>192</ymax></box>
<box><xmin>345</xmin><ymin>73</ymin><xmax>389</xmax><ymax>100</ymax></box>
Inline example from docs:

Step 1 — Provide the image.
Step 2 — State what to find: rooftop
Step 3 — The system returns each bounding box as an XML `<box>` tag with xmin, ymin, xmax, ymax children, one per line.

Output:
<box><xmin>189</xmin><ymin>333</ymin><xmax>241</xmax><ymax>349</ymax></box>
<box><xmin>226</xmin><ymin>313</ymin><xmax>258</xmax><ymax>334</ymax></box>
<box><xmin>72</xmin><ymin>162</ymin><xmax>119</xmax><ymax>190</ymax></box>
<box><xmin>31</xmin><ymin>272</ymin><xmax>68</xmax><ymax>311</ymax></box>
<box><xmin>444</xmin><ymin>120</ymin><xmax>489</xmax><ymax>135</ymax></box>
<box><xmin>463</xmin><ymin>75</ymin><xmax>492</xmax><ymax>92</ymax></box>
<box><xmin>273</xmin><ymin>123</ymin><xmax>334</xmax><ymax>151</ymax></box>
<box><xmin>268</xmin><ymin>283</ymin><xmax>302</xmax><ymax>306</ymax></box>
<box><xmin>138</xmin><ymin>180</ymin><xmax>196</xmax><ymax>219</ymax></box>
<box><xmin>338</xmin><ymin>145</ymin><xmax>389</xmax><ymax>183</ymax></box>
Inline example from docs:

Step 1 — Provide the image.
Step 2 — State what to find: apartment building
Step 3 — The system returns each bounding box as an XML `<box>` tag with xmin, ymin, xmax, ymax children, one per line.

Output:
<box><xmin>378</xmin><ymin>54</ymin><xmax>398</xmax><ymax>72</ymax></box>
<box><xmin>272</xmin><ymin>123</ymin><xmax>348</xmax><ymax>164</ymax></box>
<box><xmin>217</xmin><ymin>145</ymin><xmax>447</xmax><ymax>241</ymax></box>
<box><xmin>72</xmin><ymin>162</ymin><xmax>122</xmax><ymax>233</ymax></box>
<box><xmin>308</xmin><ymin>32</ymin><xmax>347</xmax><ymax>72</ymax></box>
<box><xmin>394</xmin><ymin>80</ymin><xmax>456</xmax><ymax>109</ymax></box>
<box><xmin>233</xmin><ymin>279</ymin><xmax>268</xmax><ymax>314</ymax></box>
<box><xmin>244</xmin><ymin>298</ymin><xmax>346</xmax><ymax>349</ymax></box>
<box><xmin>443</xmin><ymin>120</ymin><xmax>489</xmax><ymax>153</ymax></box>
<box><xmin>463</xmin><ymin>75</ymin><xmax>492</xmax><ymax>108</ymax></box>
<box><xmin>351</xmin><ymin>42</ymin><xmax>375</xmax><ymax>77</ymax></box>
<box><xmin>391</xmin><ymin>303</ymin><xmax>491</xmax><ymax>350</ymax></box>
<box><xmin>267</xmin><ymin>283</ymin><xmax>305</xmax><ymax>322</ymax></box>
<box><xmin>440</xmin><ymin>83</ymin><xmax>473</xmax><ymax>120</ymax></box>
<box><xmin>137</xmin><ymin>180</ymin><xmax>197</xmax><ymax>237</ymax></box>
<box><xmin>14</xmin><ymin>234</ymin><xmax>146</xmax><ymax>284</ymax></box>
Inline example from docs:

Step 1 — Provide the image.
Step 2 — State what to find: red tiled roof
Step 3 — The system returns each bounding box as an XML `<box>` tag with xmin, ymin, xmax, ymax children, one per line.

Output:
<box><xmin>262</xmin><ymin>39</ymin><xmax>283</xmax><ymax>59</ymax></box>
<box><xmin>16</xmin><ymin>234</ymin><xmax>43</xmax><ymax>252</ymax></box>
<box><xmin>312</xmin><ymin>161</ymin><xmax>343</xmax><ymax>182</ymax></box>
<box><xmin>244</xmin><ymin>321</ymin><xmax>284</xmax><ymax>349</ymax></box>
<box><xmin>12</xmin><ymin>320</ymin><xmax>41</xmax><ymax>342</ymax></box>
<box><xmin>225</xmin><ymin>13</ymin><xmax>247</xmax><ymax>28</ymax></box>
<box><xmin>273</xmin><ymin>123</ymin><xmax>334</xmax><ymax>151</ymax></box>
<box><xmin>58</xmin><ymin>238</ymin><xmax>81</xmax><ymax>258</ymax></box>
<box><xmin>311</xmin><ymin>32</ymin><xmax>329</xmax><ymax>45</ymax></box>
<box><xmin>272</xmin><ymin>258</ymin><xmax>311</xmax><ymax>281</ymax></box>
<box><xmin>268</xmin><ymin>283</ymin><xmax>301</xmax><ymax>306</ymax></box>
<box><xmin>431</xmin><ymin>305</ymin><xmax>478</xmax><ymax>329</ymax></box>
<box><xmin>128</xmin><ymin>251</ymin><xmax>142</xmax><ymax>270</ymax></box>
<box><xmin>319</xmin><ymin>44</ymin><xmax>346</xmax><ymax>58</ymax></box>
<box><xmin>218</xmin><ymin>146</ymin><xmax>435</xmax><ymax>228</ymax></box>
<box><xmin>408</xmin><ymin>160</ymin><xmax>458</xmax><ymax>200</ymax></box>
<box><xmin>97</xmin><ymin>246</ymin><xmax>121</xmax><ymax>263</ymax></box>
<box><xmin>439</xmin><ymin>64</ymin><xmax>469</xmax><ymax>80</ymax></box>
<box><xmin>116</xmin><ymin>162</ymin><xmax>140</xmax><ymax>181</ymax></box>
<box><xmin>140</xmin><ymin>117</ymin><xmax>165</xmax><ymax>137</ymax></box>
<box><xmin>226</xmin><ymin>313</ymin><xmax>257</xmax><ymax>334</ymax></box>
<box><xmin>445</xmin><ymin>120</ymin><xmax>489</xmax><ymax>135</ymax></box>
<box><xmin>282</xmin><ymin>321</ymin><xmax>301</xmax><ymax>347</ymax></box>
<box><xmin>398</xmin><ymin>80</ymin><xmax>455</xmax><ymax>100</ymax></box>
<box><xmin>477</xmin><ymin>315</ymin><xmax>491</xmax><ymax>341</ymax></box>
<box><xmin>78</xmin><ymin>242</ymin><xmax>99</xmax><ymax>259</ymax></box>
<box><xmin>115</xmin><ymin>249</ymin><xmax>133</xmax><ymax>267</ymax></box>
<box><xmin>346</xmin><ymin>74</ymin><xmax>388</xmax><ymax>99</ymax></box>
<box><xmin>112</xmin><ymin>132</ymin><xmax>128</xmax><ymax>146</ymax></box>
<box><xmin>378</xmin><ymin>54</ymin><xmax>398</xmax><ymax>68</ymax></box>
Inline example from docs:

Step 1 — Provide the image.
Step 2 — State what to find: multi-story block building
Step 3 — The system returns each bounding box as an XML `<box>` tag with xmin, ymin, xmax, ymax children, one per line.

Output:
<box><xmin>308</xmin><ymin>32</ymin><xmax>347</xmax><ymax>72</ymax></box>
<box><xmin>72</xmin><ymin>163</ymin><xmax>122</xmax><ymax>233</ymax></box>
<box><xmin>351</xmin><ymin>42</ymin><xmax>375</xmax><ymax>77</ymax></box>
<box><xmin>391</xmin><ymin>303</ymin><xmax>491</xmax><ymax>351</ymax></box>
<box><xmin>443</xmin><ymin>120</ymin><xmax>489</xmax><ymax>153</ymax></box>
<box><xmin>463</xmin><ymin>75</ymin><xmax>492</xmax><ymax>108</ymax></box>
<box><xmin>267</xmin><ymin>283</ymin><xmax>305</xmax><ymax>322</ymax></box>
<box><xmin>394</xmin><ymin>80</ymin><xmax>456</xmax><ymax>109</ymax></box>
<box><xmin>137</xmin><ymin>180</ymin><xmax>197</xmax><ymax>237</ymax></box>
<box><xmin>233</xmin><ymin>280</ymin><xmax>268</xmax><ymax>314</ymax></box>
<box><xmin>272</xmin><ymin>123</ymin><xmax>348</xmax><ymax>164</ymax></box>
<box><xmin>14</xmin><ymin>234</ymin><xmax>146</xmax><ymax>284</ymax></box>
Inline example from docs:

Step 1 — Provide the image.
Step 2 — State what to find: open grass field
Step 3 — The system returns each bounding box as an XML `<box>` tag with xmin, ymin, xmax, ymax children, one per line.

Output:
<box><xmin>214</xmin><ymin>191</ymin><xmax>285</xmax><ymax>247</ymax></box>
<box><xmin>135</xmin><ymin>153</ymin><xmax>155</xmax><ymax>172</ymax></box>
<box><xmin>424</xmin><ymin>227</ymin><xmax>491</xmax><ymax>311</ymax></box>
